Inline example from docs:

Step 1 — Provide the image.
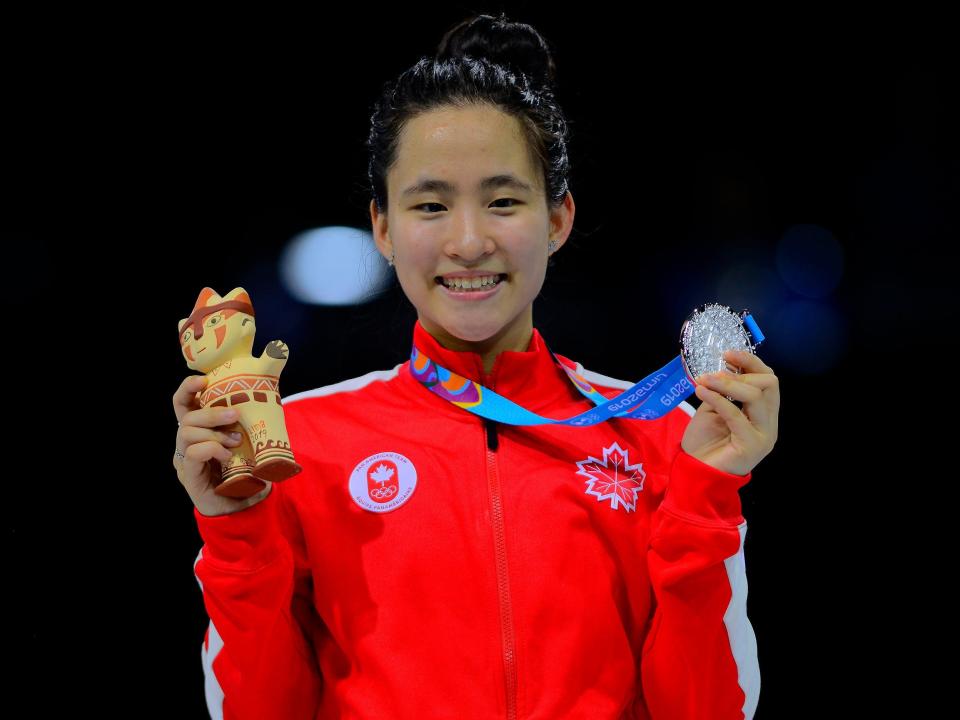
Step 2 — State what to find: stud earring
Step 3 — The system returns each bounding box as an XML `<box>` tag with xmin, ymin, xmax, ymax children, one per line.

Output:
<box><xmin>548</xmin><ymin>240</ymin><xmax>557</xmax><ymax>255</ymax></box>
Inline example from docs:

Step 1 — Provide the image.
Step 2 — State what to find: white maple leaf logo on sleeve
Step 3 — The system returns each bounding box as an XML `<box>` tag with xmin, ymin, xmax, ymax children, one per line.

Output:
<box><xmin>575</xmin><ymin>441</ymin><xmax>646</xmax><ymax>512</ymax></box>
<box><xmin>371</xmin><ymin>463</ymin><xmax>395</xmax><ymax>485</ymax></box>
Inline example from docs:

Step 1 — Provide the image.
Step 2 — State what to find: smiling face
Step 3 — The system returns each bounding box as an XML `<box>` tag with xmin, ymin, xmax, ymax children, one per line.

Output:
<box><xmin>370</xmin><ymin>103</ymin><xmax>574</xmax><ymax>352</ymax></box>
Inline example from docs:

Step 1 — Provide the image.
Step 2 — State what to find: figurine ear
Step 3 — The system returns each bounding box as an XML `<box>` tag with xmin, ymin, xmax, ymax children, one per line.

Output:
<box><xmin>225</xmin><ymin>287</ymin><xmax>253</xmax><ymax>310</ymax></box>
<box><xmin>192</xmin><ymin>287</ymin><xmax>221</xmax><ymax>313</ymax></box>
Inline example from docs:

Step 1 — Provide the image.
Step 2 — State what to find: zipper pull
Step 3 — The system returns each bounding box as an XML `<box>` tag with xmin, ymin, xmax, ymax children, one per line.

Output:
<box><xmin>484</xmin><ymin>418</ymin><xmax>499</xmax><ymax>452</ymax></box>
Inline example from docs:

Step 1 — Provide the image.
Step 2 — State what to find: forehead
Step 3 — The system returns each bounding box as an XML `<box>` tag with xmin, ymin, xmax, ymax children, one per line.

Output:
<box><xmin>390</xmin><ymin>105</ymin><xmax>538</xmax><ymax>187</ymax></box>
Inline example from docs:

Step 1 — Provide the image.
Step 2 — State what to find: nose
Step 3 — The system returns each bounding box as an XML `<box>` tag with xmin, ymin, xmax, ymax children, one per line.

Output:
<box><xmin>444</xmin><ymin>206</ymin><xmax>495</xmax><ymax>261</ymax></box>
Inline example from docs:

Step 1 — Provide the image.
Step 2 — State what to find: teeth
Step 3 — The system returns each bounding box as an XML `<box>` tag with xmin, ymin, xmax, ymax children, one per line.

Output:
<box><xmin>442</xmin><ymin>274</ymin><xmax>501</xmax><ymax>290</ymax></box>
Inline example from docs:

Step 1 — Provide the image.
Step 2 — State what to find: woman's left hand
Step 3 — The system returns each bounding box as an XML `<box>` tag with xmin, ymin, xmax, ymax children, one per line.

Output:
<box><xmin>680</xmin><ymin>349</ymin><xmax>780</xmax><ymax>476</ymax></box>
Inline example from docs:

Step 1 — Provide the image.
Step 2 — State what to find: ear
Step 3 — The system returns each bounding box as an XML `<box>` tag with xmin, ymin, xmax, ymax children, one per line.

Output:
<box><xmin>370</xmin><ymin>199</ymin><xmax>393</xmax><ymax>262</ymax></box>
<box><xmin>547</xmin><ymin>191</ymin><xmax>575</xmax><ymax>254</ymax></box>
<box><xmin>224</xmin><ymin>287</ymin><xmax>252</xmax><ymax>307</ymax></box>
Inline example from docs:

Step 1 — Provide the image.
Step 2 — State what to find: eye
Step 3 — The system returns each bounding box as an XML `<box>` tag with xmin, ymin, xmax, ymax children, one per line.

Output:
<box><xmin>415</xmin><ymin>199</ymin><xmax>519</xmax><ymax>213</ymax></box>
<box><xmin>206</xmin><ymin>314</ymin><xmax>222</xmax><ymax>326</ymax></box>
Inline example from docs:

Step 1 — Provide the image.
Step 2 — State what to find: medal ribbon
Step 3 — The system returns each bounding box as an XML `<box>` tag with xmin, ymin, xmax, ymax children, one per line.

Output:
<box><xmin>408</xmin><ymin>313</ymin><xmax>765</xmax><ymax>427</ymax></box>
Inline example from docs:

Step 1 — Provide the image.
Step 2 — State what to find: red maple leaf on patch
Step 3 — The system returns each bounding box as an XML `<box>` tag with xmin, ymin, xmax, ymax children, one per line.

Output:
<box><xmin>575</xmin><ymin>441</ymin><xmax>646</xmax><ymax>512</ymax></box>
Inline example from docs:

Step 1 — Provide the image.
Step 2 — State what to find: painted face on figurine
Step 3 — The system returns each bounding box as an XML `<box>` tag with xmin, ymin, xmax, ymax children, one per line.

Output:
<box><xmin>179</xmin><ymin>290</ymin><xmax>257</xmax><ymax>372</ymax></box>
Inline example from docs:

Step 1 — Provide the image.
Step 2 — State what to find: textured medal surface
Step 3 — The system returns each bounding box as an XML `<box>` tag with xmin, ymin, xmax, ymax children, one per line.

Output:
<box><xmin>680</xmin><ymin>303</ymin><xmax>754</xmax><ymax>381</ymax></box>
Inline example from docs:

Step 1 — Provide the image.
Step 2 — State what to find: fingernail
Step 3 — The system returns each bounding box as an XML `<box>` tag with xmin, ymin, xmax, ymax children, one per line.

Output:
<box><xmin>229</xmin><ymin>432</ymin><xmax>242</xmax><ymax>440</ymax></box>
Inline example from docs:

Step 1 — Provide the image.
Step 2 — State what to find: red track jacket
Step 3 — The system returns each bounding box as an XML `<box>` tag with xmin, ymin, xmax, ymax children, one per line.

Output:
<box><xmin>192</xmin><ymin>319</ymin><xmax>760</xmax><ymax>719</ymax></box>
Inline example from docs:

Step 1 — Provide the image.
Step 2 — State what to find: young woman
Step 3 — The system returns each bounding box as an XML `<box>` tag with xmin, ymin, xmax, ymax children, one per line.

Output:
<box><xmin>174</xmin><ymin>13</ymin><xmax>779</xmax><ymax>720</ymax></box>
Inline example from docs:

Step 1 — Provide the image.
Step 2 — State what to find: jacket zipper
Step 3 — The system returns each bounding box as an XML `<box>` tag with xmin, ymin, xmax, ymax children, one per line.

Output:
<box><xmin>484</xmin><ymin>417</ymin><xmax>517</xmax><ymax>719</ymax></box>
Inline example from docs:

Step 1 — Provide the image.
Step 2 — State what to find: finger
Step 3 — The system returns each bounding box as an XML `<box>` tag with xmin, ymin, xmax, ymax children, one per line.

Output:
<box><xmin>180</xmin><ymin>405</ymin><xmax>240</xmax><ymax>430</ymax></box>
<box><xmin>708</xmin><ymin>370</ymin><xmax>779</xmax><ymax>392</ymax></box>
<box><xmin>178</xmin><ymin>424</ymin><xmax>244</xmax><ymax>452</ymax></box>
<box><xmin>711</xmin><ymin>370</ymin><xmax>780</xmax><ymax>439</ymax></box>
<box><xmin>694</xmin><ymin>383</ymin><xmax>758</xmax><ymax>438</ymax></box>
<box><xmin>711</xmin><ymin>369</ymin><xmax>780</xmax><ymax>417</ymax></box>
<box><xmin>696</xmin><ymin>372</ymin><xmax>765</xmax><ymax>401</ymax></box>
<box><xmin>174</xmin><ymin>375</ymin><xmax>209</xmax><ymax>422</ymax></box>
<box><xmin>696</xmin><ymin>373</ymin><xmax>768</xmax><ymax>429</ymax></box>
<box><xmin>722</xmin><ymin>349</ymin><xmax>773</xmax><ymax>374</ymax></box>
<box><xmin>180</xmin><ymin>439</ymin><xmax>236</xmax><ymax>467</ymax></box>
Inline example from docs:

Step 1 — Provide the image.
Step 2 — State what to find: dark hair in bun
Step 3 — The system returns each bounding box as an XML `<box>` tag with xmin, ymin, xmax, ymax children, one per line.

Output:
<box><xmin>434</xmin><ymin>13</ymin><xmax>557</xmax><ymax>92</ymax></box>
<box><xmin>366</xmin><ymin>12</ymin><xmax>570</xmax><ymax>215</ymax></box>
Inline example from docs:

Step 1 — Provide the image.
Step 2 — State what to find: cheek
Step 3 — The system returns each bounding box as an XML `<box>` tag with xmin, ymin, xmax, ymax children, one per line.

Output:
<box><xmin>503</xmin><ymin>216</ymin><xmax>549</xmax><ymax>258</ymax></box>
<box><xmin>393</xmin><ymin>246</ymin><xmax>433</xmax><ymax>295</ymax></box>
<box><xmin>510</xmin><ymin>244</ymin><xmax>550</xmax><ymax>294</ymax></box>
<box><xmin>396</xmin><ymin>230</ymin><xmax>438</xmax><ymax>272</ymax></box>
<box><xmin>506</xmin><ymin>235</ymin><xmax>549</xmax><ymax>274</ymax></box>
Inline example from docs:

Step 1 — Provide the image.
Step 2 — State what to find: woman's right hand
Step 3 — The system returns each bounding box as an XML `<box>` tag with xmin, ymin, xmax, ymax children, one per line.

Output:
<box><xmin>173</xmin><ymin>374</ymin><xmax>272</xmax><ymax>517</ymax></box>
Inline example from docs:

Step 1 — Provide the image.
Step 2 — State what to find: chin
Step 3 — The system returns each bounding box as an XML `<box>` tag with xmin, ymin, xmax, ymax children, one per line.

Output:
<box><xmin>430</xmin><ymin>311</ymin><xmax>508</xmax><ymax>344</ymax></box>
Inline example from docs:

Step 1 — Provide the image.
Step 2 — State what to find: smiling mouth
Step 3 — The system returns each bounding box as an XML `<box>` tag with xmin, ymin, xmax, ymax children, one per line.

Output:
<box><xmin>434</xmin><ymin>273</ymin><xmax>508</xmax><ymax>290</ymax></box>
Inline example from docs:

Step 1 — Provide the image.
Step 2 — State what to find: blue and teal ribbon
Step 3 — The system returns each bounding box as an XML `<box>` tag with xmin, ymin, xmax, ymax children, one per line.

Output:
<box><xmin>409</xmin><ymin>314</ymin><xmax>765</xmax><ymax>427</ymax></box>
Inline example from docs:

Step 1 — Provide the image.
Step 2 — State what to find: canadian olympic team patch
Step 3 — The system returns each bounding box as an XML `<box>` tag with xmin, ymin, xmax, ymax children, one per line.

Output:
<box><xmin>349</xmin><ymin>451</ymin><xmax>418</xmax><ymax>513</ymax></box>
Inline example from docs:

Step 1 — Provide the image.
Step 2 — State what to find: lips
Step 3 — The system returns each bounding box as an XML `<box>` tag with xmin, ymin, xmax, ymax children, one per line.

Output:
<box><xmin>436</xmin><ymin>274</ymin><xmax>506</xmax><ymax>300</ymax></box>
<box><xmin>434</xmin><ymin>273</ymin><xmax>508</xmax><ymax>286</ymax></box>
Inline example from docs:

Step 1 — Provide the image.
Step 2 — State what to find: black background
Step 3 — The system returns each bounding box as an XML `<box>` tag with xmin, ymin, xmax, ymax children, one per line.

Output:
<box><xmin>5</xmin><ymin>4</ymin><xmax>954</xmax><ymax>716</ymax></box>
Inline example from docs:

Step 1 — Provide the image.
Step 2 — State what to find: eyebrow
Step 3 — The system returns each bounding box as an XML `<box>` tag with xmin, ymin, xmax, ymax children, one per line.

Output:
<box><xmin>401</xmin><ymin>174</ymin><xmax>534</xmax><ymax>197</ymax></box>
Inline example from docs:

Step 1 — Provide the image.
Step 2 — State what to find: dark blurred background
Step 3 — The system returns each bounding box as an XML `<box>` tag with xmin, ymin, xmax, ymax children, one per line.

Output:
<box><xmin>5</xmin><ymin>4</ymin><xmax>954</xmax><ymax>716</ymax></box>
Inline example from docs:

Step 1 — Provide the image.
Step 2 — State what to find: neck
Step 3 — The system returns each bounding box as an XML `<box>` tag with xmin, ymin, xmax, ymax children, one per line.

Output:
<box><xmin>420</xmin><ymin>312</ymin><xmax>534</xmax><ymax>376</ymax></box>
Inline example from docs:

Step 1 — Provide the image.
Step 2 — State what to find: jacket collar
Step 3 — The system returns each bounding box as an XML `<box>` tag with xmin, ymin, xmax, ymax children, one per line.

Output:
<box><xmin>409</xmin><ymin>318</ymin><xmax>586</xmax><ymax>415</ymax></box>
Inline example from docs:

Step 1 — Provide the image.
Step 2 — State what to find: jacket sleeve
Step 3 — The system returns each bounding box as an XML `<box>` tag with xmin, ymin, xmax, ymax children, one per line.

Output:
<box><xmin>640</xmin><ymin>434</ymin><xmax>761</xmax><ymax>719</ymax></box>
<box><xmin>192</xmin><ymin>480</ymin><xmax>323</xmax><ymax>720</ymax></box>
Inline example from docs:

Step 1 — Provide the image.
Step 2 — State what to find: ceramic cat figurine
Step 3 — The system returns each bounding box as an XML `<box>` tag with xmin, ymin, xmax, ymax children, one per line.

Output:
<box><xmin>178</xmin><ymin>286</ymin><xmax>302</xmax><ymax>498</ymax></box>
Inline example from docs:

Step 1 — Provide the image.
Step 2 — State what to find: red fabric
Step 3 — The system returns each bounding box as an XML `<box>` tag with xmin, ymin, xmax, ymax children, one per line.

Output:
<box><xmin>193</xmin><ymin>318</ymin><xmax>759</xmax><ymax>719</ymax></box>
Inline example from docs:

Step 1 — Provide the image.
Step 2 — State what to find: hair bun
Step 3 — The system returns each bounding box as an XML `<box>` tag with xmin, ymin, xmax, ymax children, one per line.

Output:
<box><xmin>435</xmin><ymin>12</ymin><xmax>557</xmax><ymax>91</ymax></box>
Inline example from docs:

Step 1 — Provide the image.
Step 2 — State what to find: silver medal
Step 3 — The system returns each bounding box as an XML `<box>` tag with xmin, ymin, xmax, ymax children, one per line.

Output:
<box><xmin>680</xmin><ymin>303</ymin><xmax>761</xmax><ymax>401</ymax></box>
